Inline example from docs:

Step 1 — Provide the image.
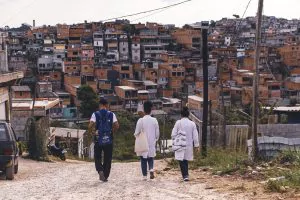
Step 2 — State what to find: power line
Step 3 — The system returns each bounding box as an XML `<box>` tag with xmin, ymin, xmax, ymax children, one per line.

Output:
<box><xmin>223</xmin><ymin>0</ymin><xmax>253</xmax><ymax>42</ymax></box>
<box><xmin>1</xmin><ymin>0</ymin><xmax>38</xmax><ymax>27</ymax></box>
<box><xmin>131</xmin><ymin>8</ymin><xmax>169</xmax><ymax>23</ymax></box>
<box><xmin>101</xmin><ymin>0</ymin><xmax>192</xmax><ymax>22</ymax></box>
<box><xmin>231</xmin><ymin>0</ymin><xmax>253</xmax><ymax>42</ymax></box>
<box><xmin>240</xmin><ymin>0</ymin><xmax>253</xmax><ymax>23</ymax></box>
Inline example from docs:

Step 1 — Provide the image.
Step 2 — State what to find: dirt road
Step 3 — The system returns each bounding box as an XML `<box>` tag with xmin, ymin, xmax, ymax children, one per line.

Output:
<box><xmin>0</xmin><ymin>158</ymin><xmax>247</xmax><ymax>200</ymax></box>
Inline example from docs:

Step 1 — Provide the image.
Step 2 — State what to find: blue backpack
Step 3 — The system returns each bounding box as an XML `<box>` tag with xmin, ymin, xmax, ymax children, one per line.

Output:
<box><xmin>95</xmin><ymin>110</ymin><xmax>113</xmax><ymax>145</ymax></box>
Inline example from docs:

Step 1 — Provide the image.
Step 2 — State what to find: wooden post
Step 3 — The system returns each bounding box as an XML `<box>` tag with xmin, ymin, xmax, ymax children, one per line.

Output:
<box><xmin>252</xmin><ymin>0</ymin><xmax>264</xmax><ymax>161</ymax></box>
<box><xmin>201</xmin><ymin>22</ymin><xmax>209</xmax><ymax>157</ymax></box>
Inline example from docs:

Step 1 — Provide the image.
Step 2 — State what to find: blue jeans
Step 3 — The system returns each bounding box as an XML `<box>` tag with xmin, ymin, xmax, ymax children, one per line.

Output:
<box><xmin>179</xmin><ymin>160</ymin><xmax>189</xmax><ymax>178</ymax></box>
<box><xmin>140</xmin><ymin>157</ymin><xmax>154</xmax><ymax>176</ymax></box>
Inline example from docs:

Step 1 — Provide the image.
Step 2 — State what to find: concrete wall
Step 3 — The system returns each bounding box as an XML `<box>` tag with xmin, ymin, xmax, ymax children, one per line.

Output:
<box><xmin>193</xmin><ymin>120</ymin><xmax>300</xmax><ymax>151</ymax></box>
<box><xmin>257</xmin><ymin>124</ymin><xmax>300</xmax><ymax>138</ymax></box>
<box><xmin>248</xmin><ymin>136</ymin><xmax>300</xmax><ymax>158</ymax></box>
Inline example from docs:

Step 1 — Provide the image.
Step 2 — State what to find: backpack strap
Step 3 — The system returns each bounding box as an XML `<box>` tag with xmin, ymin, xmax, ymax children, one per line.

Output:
<box><xmin>106</xmin><ymin>111</ymin><xmax>113</xmax><ymax>128</ymax></box>
<box><xmin>94</xmin><ymin>111</ymin><xmax>100</xmax><ymax>130</ymax></box>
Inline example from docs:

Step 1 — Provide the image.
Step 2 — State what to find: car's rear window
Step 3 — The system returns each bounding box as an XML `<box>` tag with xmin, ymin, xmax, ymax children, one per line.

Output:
<box><xmin>0</xmin><ymin>124</ymin><xmax>8</xmax><ymax>141</ymax></box>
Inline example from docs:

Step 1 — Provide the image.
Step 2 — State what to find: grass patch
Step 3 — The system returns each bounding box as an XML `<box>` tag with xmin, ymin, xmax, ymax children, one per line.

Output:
<box><xmin>264</xmin><ymin>167</ymin><xmax>300</xmax><ymax>192</ymax></box>
<box><xmin>232</xmin><ymin>184</ymin><xmax>247</xmax><ymax>191</ymax></box>
<box><xmin>263</xmin><ymin>151</ymin><xmax>300</xmax><ymax>192</ymax></box>
<box><xmin>192</xmin><ymin>148</ymin><xmax>248</xmax><ymax>174</ymax></box>
<box><xmin>167</xmin><ymin>148</ymin><xmax>248</xmax><ymax>175</ymax></box>
<box><xmin>265</xmin><ymin>180</ymin><xmax>285</xmax><ymax>193</ymax></box>
<box><xmin>166</xmin><ymin>148</ymin><xmax>300</xmax><ymax>193</ymax></box>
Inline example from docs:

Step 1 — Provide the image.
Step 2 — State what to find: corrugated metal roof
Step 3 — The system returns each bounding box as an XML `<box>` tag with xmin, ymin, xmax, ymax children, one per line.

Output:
<box><xmin>265</xmin><ymin>106</ymin><xmax>300</xmax><ymax>112</ymax></box>
<box><xmin>50</xmin><ymin>127</ymin><xmax>86</xmax><ymax>139</ymax></box>
<box><xmin>188</xmin><ymin>95</ymin><xmax>204</xmax><ymax>102</ymax></box>
<box><xmin>138</xmin><ymin>90</ymin><xmax>149</xmax><ymax>94</ymax></box>
<box><xmin>11</xmin><ymin>85</ymin><xmax>31</xmax><ymax>92</ymax></box>
<box><xmin>117</xmin><ymin>86</ymin><xmax>136</xmax><ymax>90</ymax></box>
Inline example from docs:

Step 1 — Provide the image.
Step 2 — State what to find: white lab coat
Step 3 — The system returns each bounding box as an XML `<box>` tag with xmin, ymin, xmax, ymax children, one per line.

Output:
<box><xmin>134</xmin><ymin>115</ymin><xmax>160</xmax><ymax>158</ymax></box>
<box><xmin>172</xmin><ymin>118</ymin><xmax>199</xmax><ymax>161</ymax></box>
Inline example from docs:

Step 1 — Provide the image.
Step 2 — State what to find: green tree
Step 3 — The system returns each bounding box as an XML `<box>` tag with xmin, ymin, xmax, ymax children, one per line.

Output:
<box><xmin>122</xmin><ymin>24</ymin><xmax>139</xmax><ymax>35</ymax></box>
<box><xmin>77</xmin><ymin>85</ymin><xmax>99</xmax><ymax>118</ymax></box>
<box><xmin>210</xmin><ymin>20</ymin><xmax>216</xmax><ymax>28</ymax></box>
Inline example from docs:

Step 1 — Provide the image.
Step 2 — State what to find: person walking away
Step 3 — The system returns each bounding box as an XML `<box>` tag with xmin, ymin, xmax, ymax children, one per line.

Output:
<box><xmin>171</xmin><ymin>106</ymin><xmax>199</xmax><ymax>181</ymax></box>
<box><xmin>88</xmin><ymin>98</ymin><xmax>119</xmax><ymax>182</ymax></box>
<box><xmin>134</xmin><ymin>101</ymin><xmax>159</xmax><ymax>180</ymax></box>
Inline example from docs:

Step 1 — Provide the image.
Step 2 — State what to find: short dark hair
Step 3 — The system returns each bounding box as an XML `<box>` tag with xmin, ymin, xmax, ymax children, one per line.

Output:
<box><xmin>99</xmin><ymin>98</ymin><xmax>108</xmax><ymax>105</ymax></box>
<box><xmin>181</xmin><ymin>106</ymin><xmax>189</xmax><ymax>118</ymax></box>
<box><xmin>143</xmin><ymin>101</ymin><xmax>153</xmax><ymax>114</ymax></box>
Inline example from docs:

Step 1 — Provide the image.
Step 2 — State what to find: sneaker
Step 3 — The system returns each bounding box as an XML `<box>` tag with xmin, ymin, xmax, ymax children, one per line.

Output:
<box><xmin>98</xmin><ymin>171</ymin><xmax>105</xmax><ymax>181</ymax></box>
<box><xmin>150</xmin><ymin>171</ymin><xmax>155</xmax><ymax>179</ymax></box>
<box><xmin>143</xmin><ymin>176</ymin><xmax>147</xmax><ymax>181</ymax></box>
<box><xmin>183</xmin><ymin>177</ymin><xmax>189</xmax><ymax>182</ymax></box>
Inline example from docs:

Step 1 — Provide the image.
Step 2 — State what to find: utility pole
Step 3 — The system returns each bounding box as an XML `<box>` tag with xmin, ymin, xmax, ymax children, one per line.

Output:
<box><xmin>252</xmin><ymin>0</ymin><xmax>264</xmax><ymax>161</ymax></box>
<box><xmin>201</xmin><ymin>21</ymin><xmax>209</xmax><ymax>157</ymax></box>
<box><xmin>219</xmin><ymin>64</ymin><xmax>227</xmax><ymax>148</ymax></box>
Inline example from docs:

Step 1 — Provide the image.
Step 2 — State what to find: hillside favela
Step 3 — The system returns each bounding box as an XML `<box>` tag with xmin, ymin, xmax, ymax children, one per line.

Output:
<box><xmin>1</xmin><ymin>0</ymin><xmax>300</xmax><ymax>199</ymax></box>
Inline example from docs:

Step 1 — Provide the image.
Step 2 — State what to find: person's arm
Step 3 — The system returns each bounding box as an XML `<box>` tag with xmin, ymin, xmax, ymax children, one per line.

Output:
<box><xmin>192</xmin><ymin>122</ymin><xmax>200</xmax><ymax>148</ymax></box>
<box><xmin>88</xmin><ymin>121</ymin><xmax>96</xmax><ymax>135</ymax></box>
<box><xmin>134</xmin><ymin>119</ymin><xmax>142</xmax><ymax>137</ymax></box>
<box><xmin>171</xmin><ymin>121</ymin><xmax>179</xmax><ymax>139</ymax></box>
<box><xmin>155</xmin><ymin>119</ymin><xmax>160</xmax><ymax>141</ymax></box>
<box><xmin>112</xmin><ymin>113</ymin><xmax>119</xmax><ymax>133</ymax></box>
<box><xmin>88</xmin><ymin>113</ymin><xmax>97</xmax><ymax>136</ymax></box>
<box><xmin>113</xmin><ymin>122</ymin><xmax>119</xmax><ymax>133</ymax></box>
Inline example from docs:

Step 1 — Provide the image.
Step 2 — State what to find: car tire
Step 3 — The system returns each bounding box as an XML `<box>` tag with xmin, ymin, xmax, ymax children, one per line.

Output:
<box><xmin>6</xmin><ymin>164</ymin><xmax>15</xmax><ymax>180</ymax></box>
<box><xmin>14</xmin><ymin>164</ymin><xmax>18</xmax><ymax>174</ymax></box>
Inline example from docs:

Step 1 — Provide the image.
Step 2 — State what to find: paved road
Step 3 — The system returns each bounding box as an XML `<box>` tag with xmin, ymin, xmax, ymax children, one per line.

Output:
<box><xmin>0</xmin><ymin>158</ymin><xmax>239</xmax><ymax>200</ymax></box>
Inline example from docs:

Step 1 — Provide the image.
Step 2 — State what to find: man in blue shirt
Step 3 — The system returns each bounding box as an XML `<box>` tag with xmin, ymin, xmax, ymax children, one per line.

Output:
<box><xmin>88</xmin><ymin>98</ymin><xmax>119</xmax><ymax>182</ymax></box>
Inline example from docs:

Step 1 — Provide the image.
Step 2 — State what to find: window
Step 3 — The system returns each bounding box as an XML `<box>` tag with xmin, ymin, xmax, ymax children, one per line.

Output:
<box><xmin>192</xmin><ymin>37</ymin><xmax>201</xmax><ymax>43</ymax></box>
<box><xmin>0</xmin><ymin>124</ymin><xmax>8</xmax><ymax>141</ymax></box>
<box><xmin>269</xmin><ymin>86</ymin><xmax>280</xmax><ymax>90</ymax></box>
<box><xmin>121</xmin><ymin>66</ymin><xmax>129</xmax><ymax>71</ymax></box>
<box><xmin>121</xmin><ymin>74</ymin><xmax>130</xmax><ymax>79</ymax></box>
<box><xmin>242</xmin><ymin>77</ymin><xmax>252</xmax><ymax>82</ymax></box>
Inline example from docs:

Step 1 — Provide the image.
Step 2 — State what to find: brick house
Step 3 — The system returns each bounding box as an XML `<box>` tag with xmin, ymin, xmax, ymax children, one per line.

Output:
<box><xmin>11</xmin><ymin>86</ymin><xmax>31</xmax><ymax>99</ymax></box>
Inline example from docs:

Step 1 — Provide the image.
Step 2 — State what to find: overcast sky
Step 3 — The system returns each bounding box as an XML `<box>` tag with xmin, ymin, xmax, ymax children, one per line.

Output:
<box><xmin>0</xmin><ymin>0</ymin><xmax>299</xmax><ymax>28</ymax></box>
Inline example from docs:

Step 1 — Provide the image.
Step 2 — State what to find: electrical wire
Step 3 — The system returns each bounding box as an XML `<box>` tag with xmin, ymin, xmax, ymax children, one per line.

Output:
<box><xmin>229</xmin><ymin>0</ymin><xmax>253</xmax><ymax>43</ymax></box>
<box><xmin>1</xmin><ymin>0</ymin><xmax>38</xmax><ymax>27</ymax></box>
<box><xmin>261</xmin><ymin>6</ymin><xmax>277</xmax><ymax>81</ymax></box>
<box><xmin>130</xmin><ymin>8</ymin><xmax>169</xmax><ymax>23</ymax></box>
<box><xmin>101</xmin><ymin>0</ymin><xmax>192</xmax><ymax>22</ymax></box>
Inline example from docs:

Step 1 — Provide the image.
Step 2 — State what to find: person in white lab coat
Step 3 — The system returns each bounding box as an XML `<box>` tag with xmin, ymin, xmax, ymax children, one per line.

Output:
<box><xmin>172</xmin><ymin>106</ymin><xmax>200</xmax><ymax>181</ymax></box>
<box><xmin>134</xmin><ymin>101</ymin><xmax>160</xmax><ymax>180</ymax></box>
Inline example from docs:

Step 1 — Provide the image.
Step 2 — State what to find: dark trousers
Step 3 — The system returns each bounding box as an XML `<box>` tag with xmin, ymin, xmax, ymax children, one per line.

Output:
<box><xmin>140</xmin><ymin>157</ymin><xmax>154</xmax><ymax>176</ymax></box>
<box><xmin>179</xmin><ymin>160</ymin><xmax>189</xmax><ymax>178</ymax></box>
<box><xmin>94</xmin><ymin>143</ymin><xmax>113</xmax><ymax>179</ymax></box>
